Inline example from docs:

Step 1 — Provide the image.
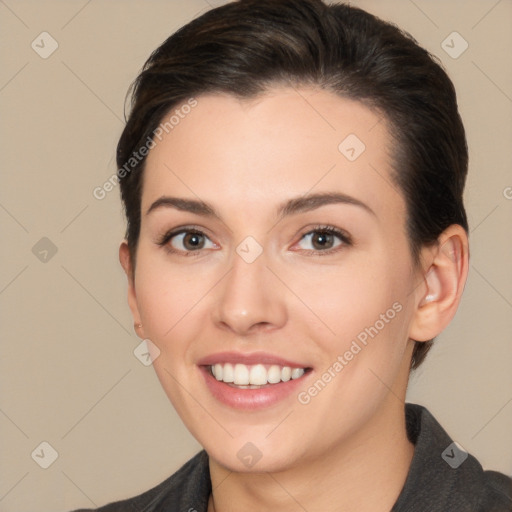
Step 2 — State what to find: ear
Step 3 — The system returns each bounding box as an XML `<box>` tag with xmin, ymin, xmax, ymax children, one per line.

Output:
<box><xmin>409</xmin><ymin>224</ymin><xmax>469</xmax><ymax>342</ymax></box>
<box><xmin>119</xmin><ymin>240</ymin><xmax>145</xmax><ymax>338</ymax></box>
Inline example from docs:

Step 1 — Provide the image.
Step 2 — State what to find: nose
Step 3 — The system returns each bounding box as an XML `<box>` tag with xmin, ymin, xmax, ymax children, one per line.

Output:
<box><xmin>212</xmin><ymin>249</ymin><xmax>288</xmax><ymax>336</ymax></box>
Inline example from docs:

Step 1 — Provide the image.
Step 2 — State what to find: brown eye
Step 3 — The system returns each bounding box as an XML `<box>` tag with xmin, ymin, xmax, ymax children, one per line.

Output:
<box><xmin>166</xmin><ymin>230</ymin><xmax>214</xmax><ymax>252</ymax></box>
<box><xmin>181</xmin><ymin>232</ymin><xmax>205</xmax><ymax>250</ymax></box>
<box><xmin>296</xmin><ymin>227</ymin><xmax>350</xmax><ymax>253</ymax></box>
<box><xmin>311</xmin><ymin>231</ymin><xmax>335</xmax><ymax>250</ymax></box>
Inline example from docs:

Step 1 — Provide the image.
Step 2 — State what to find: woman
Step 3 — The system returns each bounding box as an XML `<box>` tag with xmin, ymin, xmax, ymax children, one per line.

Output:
<box><xmin>75</xmin><ymin>0</ymin><xmax>511</xmax><ymax>510</ymax></box>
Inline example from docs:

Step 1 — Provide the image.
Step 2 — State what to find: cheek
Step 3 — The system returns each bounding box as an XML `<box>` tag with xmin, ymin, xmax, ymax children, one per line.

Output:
<box><xmin>134</xmin><ymin>247</ymin><xmax>214</xmax><ymax>340</ymax></box>
<box><xmin>291</xmin><ymin>259</ymin><xmax>412</xmax><ymax>425</ymax></box>
<box><xmin>133</xmin><ymin>252</ymin><xmax>209</xmax><ymax>414</ymax></box>
<box><xmin>296</xmin><ymin>250</ymin><xmax>414</xmax><ymax>403</ymax></box>
<box><xmin>301</xmin><ymin>254</ymin><xmax>408</xmax><ymax>340</ymax></box>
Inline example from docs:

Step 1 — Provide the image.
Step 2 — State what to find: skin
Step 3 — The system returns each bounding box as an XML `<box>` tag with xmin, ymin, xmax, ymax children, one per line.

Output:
<box><xmin>119</xmin><ymin>87</ymin><xmax>469</xmax><ymax>512</ymax></box>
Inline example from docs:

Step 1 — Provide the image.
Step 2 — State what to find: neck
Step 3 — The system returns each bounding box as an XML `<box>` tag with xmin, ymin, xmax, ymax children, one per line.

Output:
<box><xmin>208</xmin><ymin>398</ymin><xmax>414</xmax><ymax>512</ymax></box>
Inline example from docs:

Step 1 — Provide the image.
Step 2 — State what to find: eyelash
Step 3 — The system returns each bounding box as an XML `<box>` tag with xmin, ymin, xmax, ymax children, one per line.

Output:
<box><xmin>156</xmin><ymin>224</ymin><xmax>352</xmax><ymax>257</ymax></box>
<box><xmin>297</xmin><ymin>225</ymin><xmax>352</xmax><ymax>256</ymax></box>
<box><xmin>156</xmin><ymin>225</ymin><xmax>211</xmax><ymax>257</ymax></box>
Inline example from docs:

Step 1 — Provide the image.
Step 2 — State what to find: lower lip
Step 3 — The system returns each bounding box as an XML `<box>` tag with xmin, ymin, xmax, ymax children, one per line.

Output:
<box><xmin>199</xmin><ymin>366</ymin><xmax>310</xmax><ymax>410</ymax></box>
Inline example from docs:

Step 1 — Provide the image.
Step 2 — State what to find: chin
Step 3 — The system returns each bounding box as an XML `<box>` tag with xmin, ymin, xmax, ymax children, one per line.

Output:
<box><xmin>207</xmin><ymin>441</ymin><xmax>300</xmax><ymax>474</ymax></box>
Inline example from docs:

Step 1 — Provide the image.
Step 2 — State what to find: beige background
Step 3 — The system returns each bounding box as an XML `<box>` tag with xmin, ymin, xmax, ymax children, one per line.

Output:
<box><xmin>0</xmin><ymin>0</ymin><xmax>511</xmax><ymax>510</ymax></box>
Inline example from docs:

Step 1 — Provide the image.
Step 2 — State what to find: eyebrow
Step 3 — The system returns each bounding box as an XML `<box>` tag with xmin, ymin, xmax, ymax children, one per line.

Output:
<box><xmin>147</xmin><ymin>196</ymin><xmax>216</xmax><ymax>217</ymax></box>
<box><xmin>277</xmin><ymin>192</ymin><xmax>375</xmax><ymax>218</ymax></box>
<box><xmin>146</xmin><ymin>192</ymin><xmax>375</xmax><ymax>219</ymax></box>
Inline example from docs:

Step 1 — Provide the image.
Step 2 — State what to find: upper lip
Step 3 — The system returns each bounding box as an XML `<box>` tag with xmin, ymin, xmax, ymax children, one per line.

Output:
<box><xmin>197</xmin><ymin>351</ymin><xmax>311</xmax><ymax>368</ymax></box>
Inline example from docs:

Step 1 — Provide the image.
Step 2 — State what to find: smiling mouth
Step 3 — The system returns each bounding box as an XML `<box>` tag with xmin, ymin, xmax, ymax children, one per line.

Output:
<box><xmin>207</xmin><ymin>362</ymin><xmax>311</xmax><ymax>388</ymax></box>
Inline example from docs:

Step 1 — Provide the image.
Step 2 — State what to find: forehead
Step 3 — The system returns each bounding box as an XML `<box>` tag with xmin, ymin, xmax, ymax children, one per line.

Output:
<box><xmin>141</xmin><ymin>87</ymin><xmax>405</xmax><ymax>223</ymax></box>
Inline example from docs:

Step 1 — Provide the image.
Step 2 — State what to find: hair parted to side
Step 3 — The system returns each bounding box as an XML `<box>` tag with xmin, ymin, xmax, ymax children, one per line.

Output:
<box><xmin>116</xmin><ymin>0</ymin><xmax>468</xmax><ymax>369</ymax></box>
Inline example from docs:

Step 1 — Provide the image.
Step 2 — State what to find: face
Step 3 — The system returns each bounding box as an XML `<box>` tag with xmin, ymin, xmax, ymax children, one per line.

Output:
<box><xmin>124</xmin><ymin>87</ymin><xmax>422</xmax><ymax>473</ymax></box>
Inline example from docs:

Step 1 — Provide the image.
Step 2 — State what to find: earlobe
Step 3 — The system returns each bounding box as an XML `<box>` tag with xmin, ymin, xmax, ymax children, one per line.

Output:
<box><xmin>409</xmin><ymin>225</ymin><xmax>469</xmax><ymax>342</ymax></box>
<box><xmin>119</xmin><ymin>240</ymin><xmax>144</xmax><ymax>337</ymax></box>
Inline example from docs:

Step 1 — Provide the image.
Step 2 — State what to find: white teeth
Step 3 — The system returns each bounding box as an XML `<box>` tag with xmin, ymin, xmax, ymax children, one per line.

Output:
<box><xmin>210</xmin><ymin>362</ymin><xmax>307</xmax><ymax>386</ymax></box>
<box><xmin>222</xmin><ymin>363</ymin><xmax>234</xmax><ymax>383</ymax></box>
<box><xmin>291</xmin><ymin>368</ymin><xmax>305</xmax><ymax>379</ymax></box>
<box><xmin>249</xmin><ymin>364</ymin><xmax>267</xmax><ymax>385</ymax></box>
<box><xmin>233</xmin><ymin>364</ymin><xmax>250</xmax><ymax>385</ymax></box>
<box><xmin>214</xmin><ymin>363</ymin><xmax>223</xmax><ymax>381</ymax></box>
<box><xmin>267</xmin><ymin>365</ymin><xmax>282</xmax><ymax>384</ymax></box>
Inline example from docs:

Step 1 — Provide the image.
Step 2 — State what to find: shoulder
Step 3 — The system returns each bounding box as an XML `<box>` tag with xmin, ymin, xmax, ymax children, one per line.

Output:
<box><xmin>478</xmin><ymin>470</ymin><xmax>512</xmax><ymax>511</ymax></box>
<box><xmin>70</xmin><ymin>450</ymin><xmax>211</xmax><ymax>512</ymax></box>
<box><xmin>393</xmin><ymin>404</ymin><xmax>512</xmax><ymax>512</ymax></box>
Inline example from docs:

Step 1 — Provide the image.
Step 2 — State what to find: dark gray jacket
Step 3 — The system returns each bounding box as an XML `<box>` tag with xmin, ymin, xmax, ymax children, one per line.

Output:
<box><xmin>73</xmin><ymin>404</ymin><xmax>512</xmax><ymax>511</ymax></box>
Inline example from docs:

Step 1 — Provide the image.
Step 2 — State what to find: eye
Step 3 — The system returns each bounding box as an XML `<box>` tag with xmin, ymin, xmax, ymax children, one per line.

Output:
<box><xmin>158</xmin><ymin>228</ymin><xmax>217</xmax><ymax>254</ymax></box>
<box><xmin>295</xmin><ymin>226</ymin><xmax>351</xmax><ymax>253</ymax></box>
